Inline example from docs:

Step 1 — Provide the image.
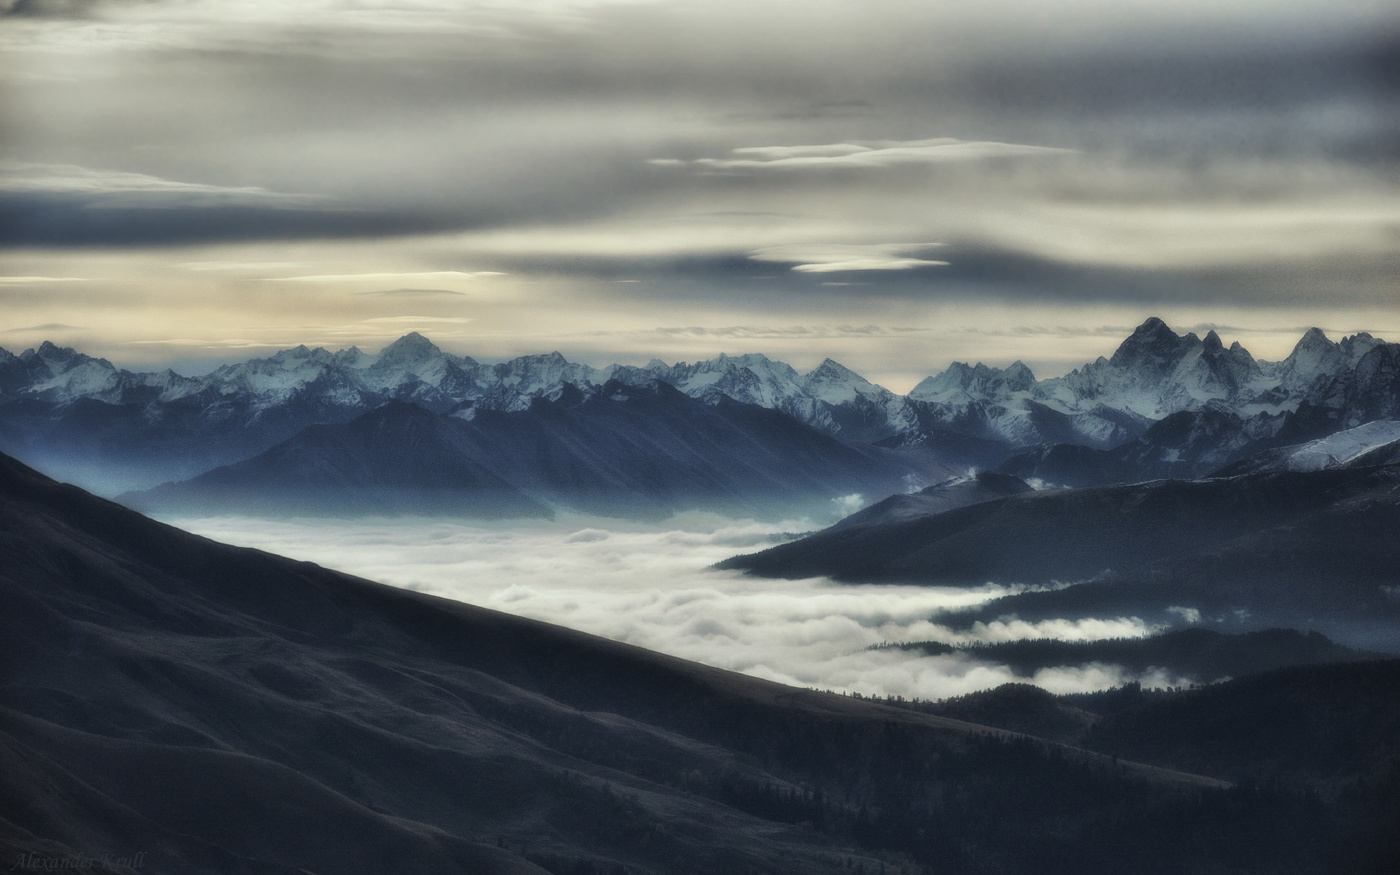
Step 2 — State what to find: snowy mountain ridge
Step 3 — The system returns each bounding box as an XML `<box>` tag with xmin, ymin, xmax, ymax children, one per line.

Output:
<box><xmin>2</xmin><ymin>319</ymin><xmax>1397</xmax><ymax>492</ymax></box>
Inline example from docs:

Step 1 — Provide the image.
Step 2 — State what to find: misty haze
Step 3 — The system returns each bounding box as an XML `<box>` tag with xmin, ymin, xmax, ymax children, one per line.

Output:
<box><xmin>170</xmin><ymin>512</ymin><xmax>1171</xmax><ymax>699</ymax></box>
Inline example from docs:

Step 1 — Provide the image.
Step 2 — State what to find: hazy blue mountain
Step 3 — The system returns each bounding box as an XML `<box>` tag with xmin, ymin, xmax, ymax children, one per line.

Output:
<box><xmin>124</xmin><ymin>381</ymin><xmax>933</xmax><ymax>519</ymax></box>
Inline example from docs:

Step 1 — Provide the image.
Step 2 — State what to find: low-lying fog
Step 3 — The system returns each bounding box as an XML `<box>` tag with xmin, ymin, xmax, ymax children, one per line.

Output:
<box><xmin>171</xmin><ymin>513</ymin><xmax>1191</xmax><ymax>700</ymax></box>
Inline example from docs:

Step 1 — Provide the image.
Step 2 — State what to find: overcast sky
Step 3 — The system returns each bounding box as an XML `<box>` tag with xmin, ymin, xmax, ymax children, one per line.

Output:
<box><xmin>2</xmin><ymin>0</ymin><xmax>1397</xmax><ymax>388</ymax></box>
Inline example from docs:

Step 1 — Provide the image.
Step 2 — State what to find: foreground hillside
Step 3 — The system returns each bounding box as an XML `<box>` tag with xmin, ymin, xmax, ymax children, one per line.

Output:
<box><xmin>3</xmin><ymin>452</ymin><xmax>1390</xmax><ymax>873</ymax></box>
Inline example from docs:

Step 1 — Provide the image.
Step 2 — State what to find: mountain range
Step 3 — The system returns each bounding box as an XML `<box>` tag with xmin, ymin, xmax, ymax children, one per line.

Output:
<box><xmin>5</xmin><ymin>449</ymin><xmax>1398</xmax><ymax>874</ymax></box>
<box><xmin>2</xmin><ymin>317</ymin><xmax>1398</xmax><ymax>512</ymax></box>
<box><xmin>123</xmin><ymin>382</ymin><xmax>925</xmax><ymax>519</ymax></box>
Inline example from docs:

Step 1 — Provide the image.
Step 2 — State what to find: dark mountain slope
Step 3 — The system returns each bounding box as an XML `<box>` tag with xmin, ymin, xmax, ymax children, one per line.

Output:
<box><xmin>1078</xmin><ymin>660</ymin><xmax>1400</xmax><ymax>874</ymax></box>
<box><xmin>1082</xmin><ymin>660</ymin><xmax>1400</xmax><ymax>788</ymax></box>
<box><xmin>126</xmin><ymin>382</ymin><xmax>932</xmax><ymax>518</ymax></box>
<box><xmin>943</xmin><ymin>476</ymin><xmax>1400</xmax><ymax>649</ymax></box>
<box><xmin>3</xmin><ymin>451</ymin><xmax>1353</xmax><ymax>874</ymax></box>
<box><xmin>125</xmin><ymin>399</ymin><xmax>554</xmax><ymax>518</ymax></box>
<box><xmin>723</xmin><ymin>465</ymin><xmax>1398</xmax><ymax>584</ymax></box>
<box><xmin>997</xmin><ymin>408</ymin><xmax>1270</xmax><ymax>488</ymax></box>
<box><xmin>827</xmin><ymin>471</ymin><xmax>1032</xmax><ymax>530</ymax></box>
<box><xmin>904</xmin><ymin>658</ymin><xmax>1400</xmax><ymax>871</ymax></box>
<box><xmin>721</xmin><ymin>465</ymin><xmax>1400</xmax><ymax>646</ymax></box>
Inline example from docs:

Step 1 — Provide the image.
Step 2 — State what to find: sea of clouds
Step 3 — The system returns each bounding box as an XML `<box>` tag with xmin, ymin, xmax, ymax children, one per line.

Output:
<box><xmin>172</xmin><ymin>512</ymin><xmax>1188</xmax><ymax>699</ymax></box>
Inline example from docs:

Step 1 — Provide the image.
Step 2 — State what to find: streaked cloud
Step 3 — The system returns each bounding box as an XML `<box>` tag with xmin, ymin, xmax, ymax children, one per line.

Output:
<box><xmin>178</xmin><ymin>261</ymin><xmax>312</xmax><ymax>272</ymax></box>
<box><xmin>352</xmin><ymin>288</ymin><xmax>469</xmax><ymax>298</ymax></box>
<box><xmin>266</xmin><ymin>271</ymin><xmax>502</xmax><ymax>283</ymax></box>
<box><xmin>664</xmin><ymin>138</ymin><xmax>1076</xmax><ymax>172</ymax></box>
<box><xmin>361</xmin><ymin>315</ymin><xmax>471</xmax><ymax>324</ymax></box>
<box><xmin>0</xmin><ymin>275</ymin><xmax>89</xmax><ymax>284</ymax></box>
<box><xmin>4</xmin><ymin>322</ymin><xmax>84</xmax><ymax>333</ymax></box>
<box><xmin>0</xmin><ymin>162</ymin><xmax>322</xmax><ymax>208</ymax></box>
<box><xmin>750</xmin><ymin>244</ymin><xmax>949</xmax><ymax>273</ymax></box>
<box><xmin>643</xmin><ymin>324</ymin><xmax>924</xmax><ymax>340</ymax></box>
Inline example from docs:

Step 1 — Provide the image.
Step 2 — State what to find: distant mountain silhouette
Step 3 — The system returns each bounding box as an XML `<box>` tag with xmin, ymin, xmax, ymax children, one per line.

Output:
<box><xmin>124</xmin><ymin>381</ymin><xmax>930</xmax><ymax>518</ymax></box>
<box><xmin>722</xmin><ymin>463</ymin><xmax>1400</xmax><ymax>648</ymax></box>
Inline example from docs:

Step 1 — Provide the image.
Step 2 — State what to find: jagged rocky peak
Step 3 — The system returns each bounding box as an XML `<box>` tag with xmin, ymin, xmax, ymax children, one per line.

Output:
<box><xmin>1285</xmin><ymin>327</ymin><xmax>1338</xmax><ymax>364</ymax></box>
<box><xmin>802</xmin><ymin>358</ymin><xmax>886</xmax><ymax>405</ymax></box>
<box><xmin>909</xmin><ymin>360</ymin><xmax>1034</xmax><ymax>402</ymax></box>
<box><xmin>1197</xmin><ymin>329</ymin><xmax>1257</xmax><ymax>376</ymax></box>
<box><xmin>493</xmin><ymin>351</ymin><xmax>597</xmax><ymax>390</ymax></box>
<box><xmin>1003</xmin><ymin>361</ymin><xmax>1036</xmax><ymax>389</ymax></box>
<box><xmin>505</xmin><ymin>350</ymin><xmax>570</xmax><ymax>368</ymax></box>
<box><xmin>702</xmin><ymin>351</ymin><xmax>796</xmax><ymax>377</ymax></box>
<box><xmin>1298</xmin><ymin>326</ymin><xmax>1332</xmax><ymax>347</ymax></box>
<box><xmin>375</xmin><ymin>332</ymin><xmax>445</xmax><ymax>365</ymax></box>
<box><xmin>804</xmin><ymin>358</ymin><xmax>875</xmax><ymax>389</ymax></box>
<box><xmin>268</xmin><ymin>344</ymin><xmax>336</xmax><ymax>365</ymax></box>
<box><xmin>720</xmin><ymin>352</ymin><xmax>770</xmax><ymax>366</ymax></box>
<box><xmin>24</xmin><ymin>341</ymin><xmax>87</xmax><ymax>364</ymax></box>
<box><xmin>18</xmin><ymin>341</ymin><xmax>115</xmax><ymax>376</ymax></box>
<box><xmin>1279</xmin><ymin>327</ymin><xmax>1383</xmax><ymax>373</ymax></box>
<box><xmin>333</xmin><ymin>346</ymin><xmax>370</xmax><ymax>367</ymax></box>
<box><xmin>1108</xmin><ymin>317</ymin><xmax>1198</xmax><ymax>372</ymax></box>
<box><xmin>808</xmin><ymin>357</ymin><xmax>862</xmax><ymax>379</ymax></box>
<box><xmin>1274</xmin><ymin>327</ymin><xmax>1347</xmax><ymax>396</ymax></box>
<box><xmin>1339</xmin><ymin>331</ymin><xmax>1383</xmax><ymax>365</ymax></box>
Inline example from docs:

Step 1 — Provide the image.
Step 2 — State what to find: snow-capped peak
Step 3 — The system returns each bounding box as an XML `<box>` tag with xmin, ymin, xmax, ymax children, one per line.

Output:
<box><xmin>908</xmin><ymin>360</ymin><xmax>1034</xmax><ymax>403</ymax></box>
<box><xmin>1108</xmin><ymin>317</ymin><xmax>1196</xmax><ymax>374</ymax></box>
<box><xmin>374</xmin><ymin>332</ymin><xmax>445</xmax><ymax>365</ymax></box>
<box><xmin>803</xmin><ymin>358</ymin><xmax>884</xmax><ymax>404</ymax></box>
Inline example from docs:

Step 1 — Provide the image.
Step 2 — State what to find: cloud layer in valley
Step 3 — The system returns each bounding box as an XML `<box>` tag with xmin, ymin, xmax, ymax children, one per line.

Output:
<box><xmin>170</xmin><ymin>513</ymin><xmax>1181</xmax><ymax>700</ymax></box>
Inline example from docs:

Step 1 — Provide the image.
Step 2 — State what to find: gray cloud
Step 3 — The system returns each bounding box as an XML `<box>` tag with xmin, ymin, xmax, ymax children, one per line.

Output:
<box><xmin>1</xmin><ymin>0</ymin><xmax>1397</xmax><ymax>367</ymax></box>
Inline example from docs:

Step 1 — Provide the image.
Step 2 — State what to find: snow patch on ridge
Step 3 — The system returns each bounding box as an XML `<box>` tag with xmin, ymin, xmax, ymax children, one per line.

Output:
<box><xmin>1282</xmin><ymin>420</ymin><xmax>1400</xmax><ymax>471</ymax></box>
